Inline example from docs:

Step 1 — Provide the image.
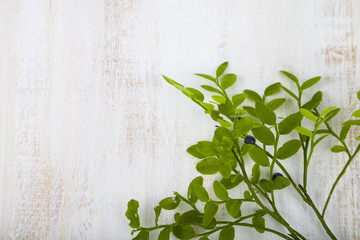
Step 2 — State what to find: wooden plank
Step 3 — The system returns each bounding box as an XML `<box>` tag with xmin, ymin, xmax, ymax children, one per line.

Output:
<box><xmin>0</xmin><ymin>0</ymin><xmax>359</xmax><ymax>239</ymax></box>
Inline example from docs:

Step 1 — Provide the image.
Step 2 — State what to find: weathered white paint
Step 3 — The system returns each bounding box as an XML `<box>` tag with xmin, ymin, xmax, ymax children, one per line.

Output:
<box><xmin>0</xmin><ymin>0</ymin><xmax>359</xmax><ymax>239</ymax></box>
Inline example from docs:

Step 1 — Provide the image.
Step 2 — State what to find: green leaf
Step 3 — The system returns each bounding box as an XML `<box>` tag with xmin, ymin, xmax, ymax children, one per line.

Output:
<box><xmin>186</xmin><ymin>87</ymin><xmax>204</xmax><ymax>101</ymax></box>
<box><xmin>172</xmin><ymin>225</ymin><xmax>195</xmax><ymax>240</ymax></box>
<box><xmin>255</xmin><ymin>102</ymin><xmax>276</xmax><ymax>125</ymax></box>
<box><xmin>162</xmin><ymin>75</ymin><xmax>195</xmax><ymax>99</ymax></box>
<box><xmin>193</xmin><ymin>184</ymin><xmax>209</xmax><ymax>202</ymax></box>
<box><xmin>252</xmin><ymin>215</ymin><xmax>265</xmax><ymax>233</ymax></box>
<box><xmin>323</xmin><ymin>108</ymin><xmax>340</xmax><ymax>122</ymax></box>
<box><xmin>251</xmin><ymin>164</ymin><xmax>261</xmax><ymax>184</ymax></box>
<box><xmin>194</xmin><ymin>141</ymin><xmax>218</xmax><ymax>157</ymax></box>
<box><xmin>272</xmin><ymin>176</ymin><xmax>291</xmax><ymax>190</ymax></box>
<box><xmin>199</xmin><ymin>238</ymin><xmax>209</xmax><ymax>240</ymax></box>
<box><xmin>244</xmin><ymin>89</ymin><xmax>263</xmax><ymax>102</ymax></box>
<box><xmin>352</xmin><ymin>109</ymin><xmax>360</xmax><ymax>118</ymax></box>
<box><xmin>278</xmin><ymin>112</ymin><xmax>303</xmax><ymax>135</ymax></box>
<box><xmin>249</xmin><ymin>147</ymin><xmax>270</xmax><ymax>167</ymax></box>
<box><xmin>186</xmin><ymin>145</ymin><xmax>206</xmax><ymax>159</ymax></box>
<box><xmin>294</xmin><ymin>126</ymin><xmax>313</xmax><ymax>138</ymax></box>
<box><xmin>195</xmin><ymin>74</ymin><xmax>216</xmax><ymax>82</ymax></box>
<box><xmin>217</xmin><ymin>119</ymin><xmax>232</xmax><ymax>128</ymax></box>
<box><xmin>213</xmin><ymin>181</ymin><xmax>229</xmax><ymax>200</ymax></box>
<box><xmin>133</xmin><ymin>230</ymin><xmax>149</xmax><ymax>240</ymax></box>
<box><xmin>244</xmin><ymin>190</ymin><xmax>252</xmax><ymax>200</ymax></box>
<box><xmin>277</xmin><ymin>139</ymin><xmax>301</xmax><ymax>159</ymax></box>
<box><xmin>252</xmin><ymin>125</ymin><xmax>275</xmax><ymax>145</ymax></box>
<box><xmin>280</xmin><ymin>85</ymin><xmax>298</xmax><ymax>100</ymax></box>
<box><xmin>154</xmin><ymin>206</ymin><xmax>161</xmax><ymax>225</ymax></box>
<box><xmin>178</xmin><ymin>210</ymin><xmax>203</xmax><ymax>225</ymax></box>
<box><xmin>216</xmin><ymin>62</ymin><xmax>229</xmax><ymax>78</ymax></box>
<box><xmin>331</xmin><ymin>145</ymin><xmax>345</xmax><ymax>153</ymax></box>
<box><xmin>219</xmin><ymin>161</ymin><xmax>232</xmax><ymax>179</ymax></box>
<box><xmin>316</xmin><ymin>129</ymin><xmax>330</xmax><ymax>134</ymax></box>
<box><xmin>221</xmin><ymin>74</ymin><xmax>237</xmax><ymax>89</ymax></box>
<box><xmin>300</xmin><ymin>76</ymin><xmax>321</xmax><ymax>90</ymax></box>
<box><xmin>201</xmin><ymin>85</ymin><xmax>224</xmax><ymax>95</ymax></box>
<box><xmin>221</xmin><ymin>174</ymin><xmax>243</xmax><ymax>189</ymax></box>
<box><xmin>357</xmin><ymin>91</ymin><xmax>360</xmax><ymax>101</ymax></box>
<box><xmin>266</xmin><ymin>98</ymin><xmax>286</xmax><ymax>111</ymax></box>
<box><xmin>280</xmin><ymin>70</ymin><xmax>299</xmax><ymax>84</ymax></box>
<box><xmin>243</xmin><ymin>106</ymin><xmax>258</xmax><ymax>118</ymax></box>
<box><xmin>241</xmin><ymin>142</ymin><xmax>254</xmax><ymax>155</ymax></box>
<box><xmin>259</xmin><ymin>179</ymin><xmax>272</xmax><ymax>192</ymax></box>
<box><xmin>218</xmin><ymin>100</ymin><xmax>235</xmax><ymax>118</ymax></box>
<box><xmin>158</xmin><ymin>228</ymin><xmax>172</xmax><ymax>240</ymax></box>
<box><xmin>232</xmin><ymin>94</ymin><xmax>246</xmax><ymax>107</ymax></box>
<box><xmin>196</xmin><ymin>157</ymin><xmax>221</xmax><ymax>175</ymax></box>
<box><xmin>320</xmin><ymin>106</ymin><xmax>336</xmax><ymax>117</ymax></box>
<box><xmin>300</xmin><ymin>108</ymin><xmax>317</xmax><ymax>122</ymax></box>
<box><xmin>126</xmin><ymin>199</ymin><xmax>140</xmax><ymax>228</ymax></box>
<box><xmin>187</xmin><ymin>176</ymin><xmax>203</xmax><ymax>204</ymax></box>
<box><xmin>211</xmin><ymin>95</ymin><xmax>226</xmax><ymax>104</ymax></box>
<box><xmin>219</xmin><ymin>227</ymin><xmax>235</xmax><ymax>240</ymax></box>
<box><xmin>314</xmin><ymin>134</ymin><xmax>330</xmax><ymax>147</ymax></box>
<box><xmin>174</xmin><ymin>213</ymin><xmax>181</xmax><ymax>224</ymax></box>
<box><xmin>234</xmin><ymin>117</ymin><xmax>255</xmax><ymax>137</ymax></box>
<box><xmin>302</xmin><ymin>91</ymin><xmax>322</xmax><ymax>110</ymax></box>
<box><xmin>159</xmin><ymin>197</ymin><xmax>180</xmax><ymax>210</ymax></box>
<box><xmin>343</xmin><ymin>120</ymin><xmax>360</xmax><ymax>126</ymax></box>
<box><xmin>264</xmin><ymin>82</ymin><xmax>281</xmax><ymax>96</ymax></box>
<box><xmin>225</xmin><ymin>199</ymin><xmax>242</xmax><ymax>218</ymax></box>
<box><xmin>340</xmin><ymin>124</ymin><xmax>351</xmax><ymax>141</ymax></box>
<box><xmin>356</xmin><ymin>136</ymin><xmax>360</xmax><ymax>140</ymax></box>
<box><xmin>203</xmin><ymin>201</ymin><xmax>218</xmax><ymax>226</ymax></box>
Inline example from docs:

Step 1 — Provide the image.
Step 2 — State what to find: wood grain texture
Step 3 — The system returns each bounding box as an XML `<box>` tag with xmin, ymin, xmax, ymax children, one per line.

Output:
<box><xmin>0</xmin><ymin>0</ymin><xmax>359</xmax><ymax>239</ymax></box>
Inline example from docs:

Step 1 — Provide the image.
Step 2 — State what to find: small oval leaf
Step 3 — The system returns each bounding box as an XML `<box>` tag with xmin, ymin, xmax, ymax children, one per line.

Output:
<box><xmin>249</xmin><ymin>147</ymin><xmax>270</xmax><ymax>167</ymax></box>
<box><xmin>196</xmin><ymin>157</ymin><xmax>221</xmax><ymax>175</ymax></box>
<box><xmin>252</xmin><ymin>125</ymin><xmax>275</xmax><ymax>145</ymax></box>
<box><xmin>330</xmin><ymin>145</ymin><xmax>345</xmax><ymax>153</ymax></box>
<box><xmin>221</xmin><ymin>73</ymin><xmax>237</xmax><ymax>89</ymax></box>
<box><xmin>213</xmin><ymin>181</ymin><xmax>229</xmax><ymax>200</ymax></box>
<box><xmin>300</xmin><ymin>76</ymin><xmax>321</xmax><ymax>90</ymax></box>
<box><xmin>244</xmin><ymin>89</ymin><xmax>262</xmax><ymax>102</ymax></box>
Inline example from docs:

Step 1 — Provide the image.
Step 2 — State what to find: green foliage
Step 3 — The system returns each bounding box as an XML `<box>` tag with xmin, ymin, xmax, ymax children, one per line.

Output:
<box><xmin>219</xmin><ymin>227</ymin><xmax>235</xmax><ymax>240</ymax></box>
<box><xmin>277</xmin><ymin>140</ymin><xmax>302</xmax><ymax>160</ymax></box>
<box><xmin>252</xmin><ymin>125</ymin><xmax>275</xmax><ymax>145</ymax></box>
<box><xmin>126</xmin><ymin>199</ymin><xmax>140</xmax><ymax>228</ymax></box>
<box><xmin>127</xmin><ymin>63</ymin><xmax>360</xmax><ymax>240</ymax></box>
<box><xmin>203</xmin><ymin>201</ymin><xmax>218</xmax><ymax>226</ymax></box>
<box><xmin>300</xmin><ymin>76</ymin><xmax>321</xmax><ymax>90</ymax></box>
<box><xmin>264</xmin><ymin>82</ymin><xmax>281</xmax><ymax>96</ymax></box>
<box><xmin>278</xmin><ymin>112</ymin><xmax>303</xmax><ymax>135</ymax></box>
<box><xmin>244</xmin><ymin>89</ymin><xmax>262</xmax><ymax>102</ymax></box>
<box><xmin>213</xmin><ymin>181</ymin><xmax>229</xmax><ymax>200</ymax></box>
<box><xmin>226</xmin><ymin>199</ymin><xmax>242</xmax><ymax>218</ymax></box>
<box><xmin>266</xmin><ymin>98</ymin><xmax>286</xmax><ymax>111</ymax></box>
<box><xmin>249</xmin><ymin>147</ymin><xmax>270</xmax><ymax>167</ymax></box>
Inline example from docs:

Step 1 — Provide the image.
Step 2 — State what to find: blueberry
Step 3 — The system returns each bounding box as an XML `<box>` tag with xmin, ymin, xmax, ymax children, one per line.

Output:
<box><xmin>272</xmin><ymin>173</ymin><xmax>283</xmax><ymax>181</ymax></box>
<box><xmin>244</xmin><ymin>135</ymin><xmax>256</xmax><ymax>145</ymax></box>
<box><xmin>237</xmin><ymin>117</ymin><xmax>242</xmax><ymax>120</ymax></box>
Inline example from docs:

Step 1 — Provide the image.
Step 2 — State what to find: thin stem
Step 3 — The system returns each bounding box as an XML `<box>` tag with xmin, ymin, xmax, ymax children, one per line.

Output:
<box><xmin>232</xmin><ymin>148</ymin><xmax>305</xmax><ymax>240</ymax></box>
<box><xmin>174</xmin><ymin>192</ymin><xmax>201</xmax><ymax>214</ymax></box>
<box><xmin>299</xmin><ymin>185</ymin><xmax>337</xmax><ymax>240</ymax></box>
<box><xmin>322</xmin><ymin>144</ymin><xmax>360</xmax><ymax>216</ymax></box>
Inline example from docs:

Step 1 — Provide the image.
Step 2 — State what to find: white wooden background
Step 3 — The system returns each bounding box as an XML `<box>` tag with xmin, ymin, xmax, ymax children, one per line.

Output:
<box><xmin>0</xmin><ymin>0</ymin><xmax>360</xmax><ymax>239</ymax></box>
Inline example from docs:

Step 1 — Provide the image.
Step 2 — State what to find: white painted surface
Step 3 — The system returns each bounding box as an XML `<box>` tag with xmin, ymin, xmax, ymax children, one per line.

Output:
<box><xmin>0</xmin><ymin>0</ymin><xmax>359</xmax><ymax>239</ymax></box>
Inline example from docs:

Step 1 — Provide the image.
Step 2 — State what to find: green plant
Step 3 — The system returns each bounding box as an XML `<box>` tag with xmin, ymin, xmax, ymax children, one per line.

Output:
<box><xmin>126</xmin><ymin>62</ymin><xmax>360</xmax><ymax>240</ymax></box>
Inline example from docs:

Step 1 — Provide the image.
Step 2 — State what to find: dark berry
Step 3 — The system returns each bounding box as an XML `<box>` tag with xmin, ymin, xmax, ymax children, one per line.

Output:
<box><xmin>244</xmin><ymin>135</ymin><xmax>256</xmax><ymax>145</ymax></box>
<box><xmin>272</xmin><ymin>173</ymin><xmax>283</xmax><ymax>181</ymax></box>
<box><xmin>237</xmin><ymin>117</ymin><xmax>242</xmax><ymax>120</ymax></box>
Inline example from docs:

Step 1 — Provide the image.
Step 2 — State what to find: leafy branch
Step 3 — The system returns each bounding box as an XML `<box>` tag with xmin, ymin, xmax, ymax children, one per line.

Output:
<box><xmin>126</xmin><ymin>62</ymin><xmax>360</xmax><ymax>240</ymax></box>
